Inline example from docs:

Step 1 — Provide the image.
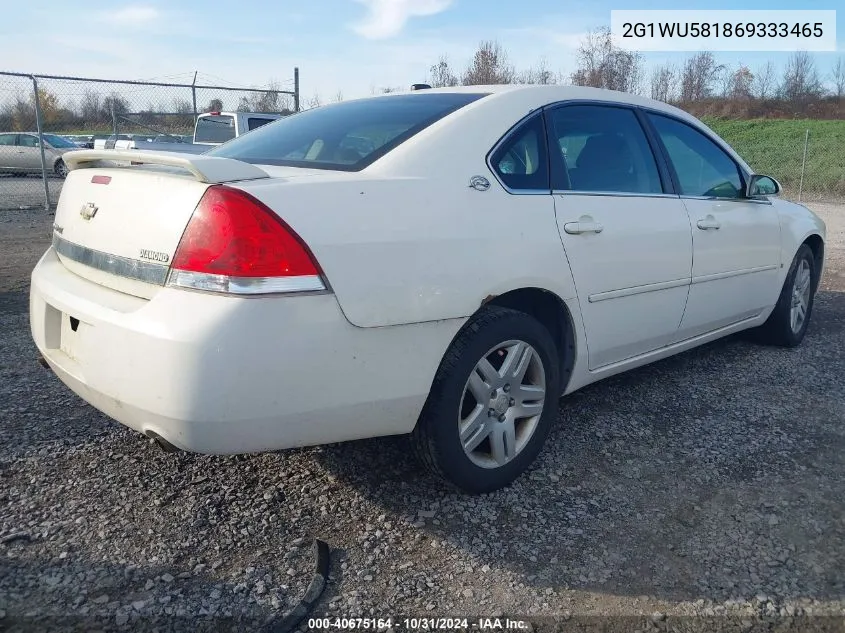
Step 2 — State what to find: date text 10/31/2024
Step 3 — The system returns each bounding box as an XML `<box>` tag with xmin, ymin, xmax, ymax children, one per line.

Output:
<box><xmin>307</xmin><ymin>618</ymin><xmax>530</xmax><ymax>630</ymax></box>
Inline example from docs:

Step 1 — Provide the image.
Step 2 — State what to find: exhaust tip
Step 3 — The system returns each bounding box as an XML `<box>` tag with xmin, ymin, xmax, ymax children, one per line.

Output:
<box><xmin>145</xmin><ymin>431</ymin><xmax>182</xmax><ymax>453</ymax></box>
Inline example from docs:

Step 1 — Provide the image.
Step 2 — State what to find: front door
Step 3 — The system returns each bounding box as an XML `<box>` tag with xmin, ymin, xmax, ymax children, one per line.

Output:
<box><xmin>645</xmin><ymin>113</ymin><xmax>782</xmax><ymax>339</ymax></box>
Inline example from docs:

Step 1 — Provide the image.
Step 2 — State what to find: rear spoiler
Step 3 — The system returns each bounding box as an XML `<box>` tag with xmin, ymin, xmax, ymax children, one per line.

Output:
<box><xmin>62</xmin><ymin>149</ymin><xmax>269</xmax><ymax>184</ymax></box>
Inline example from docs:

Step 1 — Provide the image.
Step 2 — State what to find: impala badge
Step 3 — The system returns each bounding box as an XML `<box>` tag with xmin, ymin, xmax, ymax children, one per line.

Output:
<box><xmin>80</xmin><ymin>202</ymin><xmax>98</xmax><ymax>220</ymax></box>
<box><xmin>469</xmin><ymin>175</ymin><xmax>490</xmax><ymax>192</ymax></box>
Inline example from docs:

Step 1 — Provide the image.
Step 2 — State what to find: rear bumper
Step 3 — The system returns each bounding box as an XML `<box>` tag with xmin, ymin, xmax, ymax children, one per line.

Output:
<box><xmin>30</xmin><ymin>248</ymin><xmax>463</xmax><ymax>454</ymax></box>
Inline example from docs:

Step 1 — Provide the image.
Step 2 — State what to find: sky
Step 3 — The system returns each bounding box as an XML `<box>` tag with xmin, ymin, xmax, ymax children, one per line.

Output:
<box><xmin>0</xmin><ymin>0</ymin><xmax>843</xmax><ymax>102</ymax></box>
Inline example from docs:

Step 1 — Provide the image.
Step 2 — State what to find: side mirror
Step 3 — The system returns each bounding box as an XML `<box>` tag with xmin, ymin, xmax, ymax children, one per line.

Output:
<box><xmin>746</xmin><ymin>174</ymin><xmax>781</xmax><ymax>199</ymax></box>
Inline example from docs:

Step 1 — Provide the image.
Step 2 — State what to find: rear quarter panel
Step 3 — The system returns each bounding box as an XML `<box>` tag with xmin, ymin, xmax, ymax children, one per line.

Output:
<box><xmin>239</xmin><ymin>174</ymin><xmax>577</xmax><ymax>328</ymax></box>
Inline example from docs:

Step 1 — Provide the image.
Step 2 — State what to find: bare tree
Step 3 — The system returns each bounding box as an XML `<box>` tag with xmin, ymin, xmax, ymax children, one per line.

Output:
<box><xmin>306</xmin><ymin>93</ymin><xmax>322</xmax><ymax>109</ymax></box>
<box><xmin>725</xmin><ymin>65</ymin><xmax>754</xmax><ymax>100</ymax></box>
<box><xmin>519</xmin><ymin>58</ymin><xmax>557</xmax><ymax>85</ymax></box>
<box><xmin>333</xmin><ymin>90</ymin><xmax>344</xmax><ymax>103</ymax></box>
<box><xmin>680</xmin><ymin>52</ymin><xmax>724</xmax><ymax>101</ymax></box>
<box><xmin>650</xmin><ymin>63</ymin><xmax>678</xmax><ymax>103</ymax></box>
<box><xmin>462</xmin><ymin>41</ymin><xmax>516</xmax><ymax>85</ymax></box>
<box><xmin>79</xmin><ymin>90</ymin><xmax>101</xmax><ymax>123</ymax></box>
<box><xmin>780</xmin><ymin>51</ymin><xmax>823</xmax><ymax>103</ymax></box>
<box><xmin>570</xmin><ymin>27</ymin><xmax>643</xmax><ymax>94</ymax></box>
<box><xmin>100</xmin><ymin>94</ymin><xmax>129</xmax><ymax>121</ymax></box>
<box><xmin>172</xmin><ymin>98</ymin><xmax>194</xmax><ymax>114</ymax></box>
<box><xmin>751</xmin><ymin>61</ymin><xmax>777</xmax><ymax>100</ymax></box>
<box><xmin>0</xmin><ymin>100</ymin><xmax>13</xmax><ymax>131</ymax></box>
<box><xmin>12</xmin><ymin>93</ymin><xmax>34</xmax><ymax>130</ymax></box>
<box><xmin>429</xmin><ymin>55</ymin><xmax>458</xmax><ymax>88</ymax></box>
<box><xmin>832</xmin><ymin>57</ymin><xmax>845</xmax><ymax>100</ymax></box>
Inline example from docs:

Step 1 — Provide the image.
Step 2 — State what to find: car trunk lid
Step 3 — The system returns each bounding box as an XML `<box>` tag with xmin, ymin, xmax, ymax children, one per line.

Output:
<box><xmin>52</xmin><ymin>149</ymin><xmax>270</xmax><ymax>299</ymax></box>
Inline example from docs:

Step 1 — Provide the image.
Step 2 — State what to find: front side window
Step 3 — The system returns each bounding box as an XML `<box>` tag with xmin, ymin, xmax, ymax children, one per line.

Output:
<box><xmin>547</xmin><ymin>105</ymin><xmax>663</xmax><ymax>194</ymax></box>
<box><xmin>489</xmin><ymin>114</ymin><xmax>549</xmax><ymax>191</ymax></box>
<box><xmin>648</xmin><ymin>114</ymin><xmax>744</xmax><ymax>198</ymax></box>
<box><xmin>18</xmin><ymin>134</ymin><xmax>38</xmax><ymax>148</ymax></box>
<box><xmin>209</xmin><ymin>93</ymin><xmax>487</xmax><ymax>171</ymax></box>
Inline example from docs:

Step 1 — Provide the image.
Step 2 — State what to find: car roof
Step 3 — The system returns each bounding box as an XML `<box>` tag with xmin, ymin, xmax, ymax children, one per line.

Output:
<box><xmin>370</xmin><ymin>84</ymin><xmax>695</xmax><ymax>123</ymax></box>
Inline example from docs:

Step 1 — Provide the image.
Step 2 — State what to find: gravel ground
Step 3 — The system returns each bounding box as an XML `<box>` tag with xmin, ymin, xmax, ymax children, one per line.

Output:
<box><xmin>1</xmin><ymin>203</ymin><xmax>844</xmax><ymax>633</ymax></box>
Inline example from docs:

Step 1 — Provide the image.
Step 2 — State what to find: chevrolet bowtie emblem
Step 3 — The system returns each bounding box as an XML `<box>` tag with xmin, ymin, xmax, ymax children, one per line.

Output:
<box><xmin>80</xmin><ymin>202</ymin><xmax>98</xmax><ymax>220</ymax></box>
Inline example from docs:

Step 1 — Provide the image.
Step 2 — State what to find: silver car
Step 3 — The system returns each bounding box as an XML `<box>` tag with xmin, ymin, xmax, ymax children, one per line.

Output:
<box><xmin>0</xmin><ymin>132</ymin><xmax>79</xmax><ymax>178</ymax></box>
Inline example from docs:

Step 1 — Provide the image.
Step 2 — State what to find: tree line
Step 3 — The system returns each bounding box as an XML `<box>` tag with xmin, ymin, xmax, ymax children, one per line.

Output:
<box><xmin>0</xmin><ymin>83</ymin><xmax>294</xmax><ymax>134</ymax></box>
<box><xmin>422</xmin><ymin>30</ymin><xmax>845</xmax><ymax>119</ymax></box>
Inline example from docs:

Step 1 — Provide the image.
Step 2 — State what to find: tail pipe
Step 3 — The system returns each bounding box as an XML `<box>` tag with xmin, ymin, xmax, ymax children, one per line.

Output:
<box><xmin>145</xmin><ymin>431</ymin><xmax>182</xmax><ymax>453</ymax></box>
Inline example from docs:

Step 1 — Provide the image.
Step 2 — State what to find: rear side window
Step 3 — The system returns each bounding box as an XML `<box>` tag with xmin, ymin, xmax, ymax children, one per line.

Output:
<box><xmin>196</xmin><ymin>115</ymin><xmax>236</xmax><ymax>143</ymax></box>
<box><xmin>247</xmin><ymin>117</ymin><xmax>274</xmax><ymax>131</ymax></box>
<box><xmin>0</xmin><ymin>134</ymin><xmax>15</xmax><ymax>146</ymax></box>
<box><xmin>208</xmin><ymin>93</ymin><xmax>487</xmax><ymax>171</ymax></box>
<box><xmin>489</xmin><ymin>114</ymin><xmax>549</xmax><ymax>191</ymax></box>
<box><xmin>19</xmin><ymin>134</ymin><xmax>38</xmax><ymax>148</ymax></box>
<box><xmin>547</xmin><ymin>105</ymin><xmax>663</xmax><ymax>194</ymax></box>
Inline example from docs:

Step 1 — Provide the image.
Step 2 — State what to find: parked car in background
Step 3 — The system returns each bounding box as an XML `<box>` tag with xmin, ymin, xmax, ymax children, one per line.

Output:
<box><xmin>30</xmin><ymin>86</ymin><xmax>826</xmax><ymax>493</ymax></box>
<box><xmin>193</xmin><ymin>111</ymin><xmax>282</xmax><ymax>146</ymax></box>
<box><xmin>0</xmin><ymin>132</ymin><xmax>79</xmax><ymax>177</ymax></box>
<box><xmin>86</xmin><ymin>112</ymin><xmax>285</xmax><ymax>157</ymax></box>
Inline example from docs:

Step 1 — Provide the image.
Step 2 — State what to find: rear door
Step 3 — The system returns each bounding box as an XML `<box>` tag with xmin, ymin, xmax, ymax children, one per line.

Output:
<box><xmin>17</xmin><ymin>133</ymin><xmax>42</xmax><ymax>170</ymax></box>
<box><xmin>645</xmin><ymin>112</ymin><xmax>782</xmax><ymax>339</ymax></box>
<box><xmin>546</xmin><ymin>103</ymin><xmax>693</xmax><ymax>370</ymax></box>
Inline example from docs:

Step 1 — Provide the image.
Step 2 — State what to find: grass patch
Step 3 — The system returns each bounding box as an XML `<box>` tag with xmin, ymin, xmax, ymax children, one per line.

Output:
<box><xmin>703</xmin><ymin>118</ymin><xmax>845</xmax><ymax>200</ymax></box>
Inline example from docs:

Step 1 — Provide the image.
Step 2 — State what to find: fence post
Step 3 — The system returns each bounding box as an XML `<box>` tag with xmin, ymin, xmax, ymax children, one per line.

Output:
<box><xmin>294</xmin><ymin>67</ymin><xmax>300</xmax><ymax>112</ymax></box>
<box><xmin>111</xmin><ymin>101</ymin><xmax>117</xmax><ymax>139</ymax></box>
<box><xmin>191</xmin><ymin>70</ymin><xmax>198</xmax><ymax>123</ymax></box>
<box><xmin>798</xmin><ymin>129</ymin><xmax>809</xmax><ymax>203</ymax></box>
<box><xmin>30</xmin><ymin>75</ymin><xmax>51</xmax><ymax>212</ymax></box>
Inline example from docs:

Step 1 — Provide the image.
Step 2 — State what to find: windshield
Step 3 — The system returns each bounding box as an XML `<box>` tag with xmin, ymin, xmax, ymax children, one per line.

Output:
<box><xmin>195</xmin><ymin>115</ymin><xmax>236</xmax><ymax>144</ymax></box>
<box><xmin>43</xmin><ymin>134</ymin><xmax>78</xmax><ymax>148</ymax></box>
<box><xmin>208</xmin><ymin>92</ymin><xmax>487</xmax><ymax>171</ymax></box>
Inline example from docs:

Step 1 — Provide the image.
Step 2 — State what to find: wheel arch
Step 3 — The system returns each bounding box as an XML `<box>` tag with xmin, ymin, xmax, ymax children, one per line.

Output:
<box><xmin>481</xmin><ymin>287</ymin><xmax>577</xmax><ymax>395</ymax></box>
<box><xmin>802</xmin><ymin>233</ymin><xmax>825</xmax><ymax>293</ymax></box>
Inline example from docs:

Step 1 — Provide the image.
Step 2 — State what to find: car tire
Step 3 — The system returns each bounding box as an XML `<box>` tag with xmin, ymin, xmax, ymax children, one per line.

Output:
<box><xmin>754</xmin><ymin>244</ymin><xmax>816</xmax><ymax>347</ymax></box>
<box><xmin>411</xmin><ymin>306</ymin><xmax>560</xmax><ymax>494</ymax></box>
<box><xmin>54</xmin><ymin>159</ymin><xmax>68</xmax><ymax>179</ymax></box>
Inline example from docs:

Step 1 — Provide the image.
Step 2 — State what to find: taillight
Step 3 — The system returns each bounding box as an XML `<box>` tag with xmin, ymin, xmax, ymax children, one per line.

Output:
<box><xmin>166</xmin><ymin>185</ymin><xmax>326</xmax><ymax>295</ymax></box>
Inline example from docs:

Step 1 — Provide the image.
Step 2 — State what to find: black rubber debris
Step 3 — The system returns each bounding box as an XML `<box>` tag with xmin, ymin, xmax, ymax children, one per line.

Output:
<box><xmin>1</xmin><ymin>532</ymin><xmax>31</xmax><ymax>545</ymax></box>
<box><xmin>261</xmin><ymin>538</ymin><xmax>331</xmax><ymax>633</ymax></box>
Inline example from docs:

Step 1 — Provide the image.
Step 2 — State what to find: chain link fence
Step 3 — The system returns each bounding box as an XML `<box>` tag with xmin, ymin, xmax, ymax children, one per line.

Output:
<box><xmin>1</xmin><ymin>72</ymin><xmax>842</xmax><ymax>210</ymax></box>
<box><xmin>0</xmin><ymin>71</ymin><xmax>299</xmax><ymax>210</ymax></box>
<box><xmin>708</xmin><ymin>119</ymin><xmax>845</xmax><ymax>203</ymax></box>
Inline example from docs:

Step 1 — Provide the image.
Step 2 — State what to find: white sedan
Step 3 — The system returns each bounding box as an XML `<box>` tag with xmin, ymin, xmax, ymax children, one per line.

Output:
<box><xmin>30</xmin><ymin>85</ymin><xmax>826</xmax><ymax>493</ymax></box>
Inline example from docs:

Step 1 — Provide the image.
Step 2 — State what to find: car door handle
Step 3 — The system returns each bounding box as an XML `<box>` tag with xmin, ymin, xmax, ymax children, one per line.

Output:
<box><xmin>696</xmin><ymin>216</ymin><xmax>721</xmax><ymax>230</ymax></box>
<box><xmin>563</xmin><ymin>221</ymin><xmax>604</xmax><ymax>235</ymax></box>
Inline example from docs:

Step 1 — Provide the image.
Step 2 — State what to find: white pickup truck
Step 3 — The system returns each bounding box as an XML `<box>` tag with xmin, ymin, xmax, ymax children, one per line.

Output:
<box><xmin>94</xmin><ymin>111</ymin><xmax>283</xmax><ymax>154</ymax></box>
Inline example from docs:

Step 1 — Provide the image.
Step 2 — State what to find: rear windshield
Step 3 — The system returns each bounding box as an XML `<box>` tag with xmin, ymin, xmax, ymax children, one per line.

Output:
<box><xmin>207</xmin><ymin>93</ymin><xmax>487</xmax><ymax>171</ymax></box>
<box><xmin>195</xmin><ymin>115</ymin><xmax>236</xmax><ymax>143</ymax></box>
